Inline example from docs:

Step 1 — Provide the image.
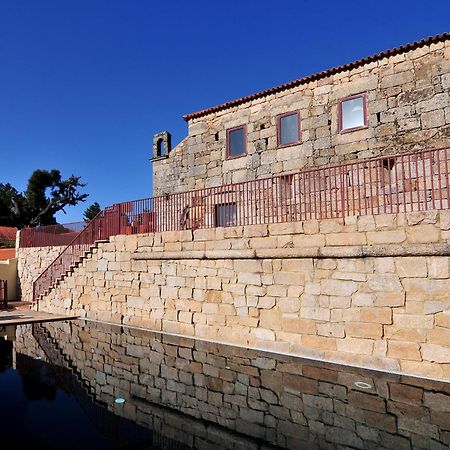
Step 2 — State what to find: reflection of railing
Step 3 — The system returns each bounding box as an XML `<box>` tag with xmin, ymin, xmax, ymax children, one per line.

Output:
<box><xmin>33</xmin><ymin>147</ymin><xmax>450</xmax><ymax>302</ymax></box>
<box><xmin>0</xmin><ymin>280</ymin><xmax>7</xmax><ymax>306</ymax></box>
<box><xmin>19</xmin><ymin>221</ymin><xmax>87</xmax><ymax>247</ymax></box>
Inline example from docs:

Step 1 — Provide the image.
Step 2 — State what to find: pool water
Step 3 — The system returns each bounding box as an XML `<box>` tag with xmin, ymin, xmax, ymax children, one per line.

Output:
<box><xmin>0</xmin><ymin>320</ymin><xmax>449</xmax><ymax>449</ymax></box>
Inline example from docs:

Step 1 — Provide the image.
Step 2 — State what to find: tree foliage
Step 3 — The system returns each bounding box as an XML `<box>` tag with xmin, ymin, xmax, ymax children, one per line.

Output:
<box><xmin>0</xmin><ymin>169</ymin><xmax>88</xmax><ymax>228</ymax></box>
<box><xmin>83</xmin><ymin>202</ymin><xmax>101</xmax><ymax>221</ymax></box>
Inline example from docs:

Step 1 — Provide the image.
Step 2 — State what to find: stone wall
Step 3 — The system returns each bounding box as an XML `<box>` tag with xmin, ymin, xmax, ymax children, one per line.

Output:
<box><xmin>17</xmin><ymin>244</ymin><xmax>64</xmax><ymax>302</ymax></box>
<box><xmin>36</xmin><ymin>210</ymin><xmax>450</xmax><ymax>378</ymax></box>
<box><xmin>153</xmin><ymin>38</ymin><xmax>450</xmax><ymax>196</ymax></box>
<box><xmin>15</xmin><ymin>320</ymin><xmax>450</xmax><ymax>449</ymax></box>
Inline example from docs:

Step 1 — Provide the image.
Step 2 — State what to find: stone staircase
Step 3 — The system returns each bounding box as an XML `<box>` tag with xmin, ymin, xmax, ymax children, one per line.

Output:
<box><xmin>36</xmin><ymin>239</ymin><xmax>109</xmax><ymax>301</ymax></box>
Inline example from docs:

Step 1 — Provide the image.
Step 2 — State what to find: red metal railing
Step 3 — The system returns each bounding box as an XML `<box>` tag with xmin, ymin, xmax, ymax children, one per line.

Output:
<box><xmin>20</xmin><ymin>221</ymin><xmax>88</xmax><ymax>248</ymax></box>
<box><xmin>33</xmin><ymin>147</ymin><xmax>450</xmax><ymax>302</ymax></box>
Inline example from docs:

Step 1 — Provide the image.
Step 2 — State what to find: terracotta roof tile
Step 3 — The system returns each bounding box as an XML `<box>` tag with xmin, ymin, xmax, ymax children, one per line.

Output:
<box><xmin>0</xmin><ymin>248</ymin><xmax>15</xmax><ymax>260</ymax></box>
<box><xmin>0</xmin><ymin>226</ymin><xmax>17</xmax><ymax>242</ymax></box>
<box><xmin>183</xmin><ymin>32</ymin><xmax>450</xmax><ymax>122</ymax></box>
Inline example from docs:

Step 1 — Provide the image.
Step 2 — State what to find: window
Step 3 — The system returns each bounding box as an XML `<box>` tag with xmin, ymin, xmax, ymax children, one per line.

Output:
<box><xmin>339</xmin><ymin>94</ymin><xmax>368</xmax><ymax>132</ymax></box>
<box><xmin>226</xmin><ymin>126</ymin><xmax>246</xmax><ymax>159</ymax></box>
<box><xmin>277</xmin><ymin>112</ymin><xmax>301</xmax><ymax>146</ymax></box>
<box><xmin>215</xmin><ymin>203</ymin><xmax>237</xmax><ymax>227</ymax></box>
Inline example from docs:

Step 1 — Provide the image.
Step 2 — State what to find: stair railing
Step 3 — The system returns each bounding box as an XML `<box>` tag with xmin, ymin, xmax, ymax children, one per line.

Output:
<box><xmin>33</xmin><ymin>205</ymin><xmax>122</xmax><ymax>303</ymax></box>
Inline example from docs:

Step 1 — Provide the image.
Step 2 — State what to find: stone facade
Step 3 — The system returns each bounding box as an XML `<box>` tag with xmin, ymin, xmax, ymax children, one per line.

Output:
<box><xmin>153</xmin><ymin>36</ymin><xmax>450</xmax><ymax>196</ymax></box>
<box><xmin>15</xmin><ymin>320</ymin><xmax>450</xmax><ymax>449</ymax></box>
<box><xmin>17</xmin><ymin>244</ymin><xmax>64</xmax><ymax>302</ymax></box>
<box><xmin>28</xmin><ymin>210</ymin><xmax>450</xmax><ymax>379</ymax></box>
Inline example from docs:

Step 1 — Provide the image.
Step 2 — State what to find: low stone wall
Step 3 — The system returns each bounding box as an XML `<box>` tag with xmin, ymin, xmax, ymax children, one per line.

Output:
<box><xmin>36</xmin><ymin>210</ymin><xmax>450</xmax><ymax>378</ymax></box>
<box><xmin>16</xmin><ymin>244</ymin><xmax>64</xmax><ymax>302</ymax></box>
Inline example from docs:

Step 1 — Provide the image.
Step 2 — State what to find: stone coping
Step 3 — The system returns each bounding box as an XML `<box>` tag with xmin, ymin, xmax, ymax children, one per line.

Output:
<box><xmin>132</xmin><ymin>243</ymin><xmax>450</xmax><ymax>260</ymax></box>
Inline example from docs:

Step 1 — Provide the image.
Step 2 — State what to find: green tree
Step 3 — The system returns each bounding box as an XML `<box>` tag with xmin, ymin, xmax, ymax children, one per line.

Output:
<box><xmin>0</xmin><ymin>183</ymin><xmax>25</xmax><ymax>227</ymax></box>
<box><xmin>83</xmin><ymin>202</ymin><xmax>101</xmax><ymax>221</ymax></box>
<box><xmin>0</xmin><ymin>169</ymin><xmax>88</xmax><ymax>228</ymax></box>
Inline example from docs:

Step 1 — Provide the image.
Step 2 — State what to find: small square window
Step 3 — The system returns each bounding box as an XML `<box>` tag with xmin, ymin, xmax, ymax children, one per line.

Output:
<box><xmin>339</xmin><ymin>95</ymin><xmax>367</xmax><ymax>132</ymax></box>
<box><xmin>215</xmin><ymin>203</ymin><xmax>237</xmax><ymax>227</ymax></box>
<box><xmin>226</xmin><ymin>126</ymin><xmax>246</xmax><ymax>159</ymax></box>
<box><xmin>277</xmin><ymin>112</ymin><xmax>301</xmax><ymax>146</ymax></box>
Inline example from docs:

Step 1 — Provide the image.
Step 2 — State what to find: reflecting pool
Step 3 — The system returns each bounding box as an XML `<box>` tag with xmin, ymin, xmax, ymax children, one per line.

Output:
<box><xmin>1</xmin><ymin>320</ymin><xmax>449</xmax><ymax>449</ymax></box>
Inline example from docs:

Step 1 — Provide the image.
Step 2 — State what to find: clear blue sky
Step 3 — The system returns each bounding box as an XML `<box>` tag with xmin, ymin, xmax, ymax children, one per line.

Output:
<box><xmin>0</xmin><ymin>0</ymin><xmax>449</xmax><ymax>223</ymax></box>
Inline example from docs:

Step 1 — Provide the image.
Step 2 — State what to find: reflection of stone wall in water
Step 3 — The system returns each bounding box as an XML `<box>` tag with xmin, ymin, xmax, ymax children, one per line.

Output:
<box><xmin>16</xmin><ymin>320</ymin><xmax>450</xmax><ymax>450</ymax></box>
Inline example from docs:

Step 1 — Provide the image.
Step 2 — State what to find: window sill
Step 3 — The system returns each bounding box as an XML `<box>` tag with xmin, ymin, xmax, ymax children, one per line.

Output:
<box><xmin>225</xmin><ymin>153</ymin><xmax>247</xmax><ymax>161</ymax></box>
<box><xmin>150</xmin><ymin>155</ymin><xmax>169</xmax><ymax>162</ymax></box>
<box><xmin>278</xmin><ymin>140</ymin><xmax>302</xmax><ymax>149</ymax></box>
<box><xmin>339</xmin><ymin>125</ymin><xmax>369</xmax><ymax>134</ymax></box>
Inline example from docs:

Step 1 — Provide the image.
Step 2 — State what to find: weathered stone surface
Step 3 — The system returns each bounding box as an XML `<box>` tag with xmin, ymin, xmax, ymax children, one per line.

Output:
<box><xmin>21</xmin><ymin>208</ymin><xmax>450</xmax><ymax>379</ymax></box>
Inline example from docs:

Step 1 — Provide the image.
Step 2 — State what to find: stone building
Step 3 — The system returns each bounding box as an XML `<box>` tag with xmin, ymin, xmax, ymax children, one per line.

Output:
<box><xmin>151</xmin><ymin>33</ymin><xmax>450</xmax><ymax>198</ymax></box>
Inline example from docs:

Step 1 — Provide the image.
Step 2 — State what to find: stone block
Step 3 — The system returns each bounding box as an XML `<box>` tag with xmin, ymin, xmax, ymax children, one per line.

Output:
<box><xmin>336</xmin><ymin>337</ymin><xmax>374</xmax><ymax>355</ymax></box>
<box><xmin>346</xmin><ymin>322</ymin><xmax>383</xmax><ymax>339</ymax></box>
<box><xmin>387</xmin><ymin>341</ymin><xmax>422</xmax><ymax>361</ymax></box>
<box><xmin>395</xmin><ymin>257</ymin><xmax>428</xmax><ymax>278</ymax></box>
<box><xmin>427</xmin><ymin>257</ymin><xmax>450</xmax><ymax>278</ymax></box>
<box><xmin>321</xmin><ymin>279</ymin><xmax>358</xmax><ymax>296</ymax></box>
<box><xmin>194</xmin><ymin>228</ymin><xmax>216</xmax><ymax>241</ymax></box>
<box><xmin>250</xmin><ymin>328</ymin><xmax>275</xmax><ymax>341</ymax></box>
<box><xmin>406</xmin><ymin>224</ymin><xmax>440</xmax><ymax>243</ymax></box>
<box><xmin>427</xmin><ymin>327</ymin><xmax>450</xmax><ymax>346</ymax></box>
<box><xmin>268</xmin><ymin>222</ymin><xmax>304</xmax><ymax>235</ymax></box>
<box><xmin>249</xmin><ymin>237</ymin><xmax>278</xmax><ymax>249</ymax></box>
<box><xmin>421</xmin><ymin>344</ymin><xmax>450</xmax><ymax>363</ymax></box>
<box><xmin>316</xmin><ymin>322</ymin><xmax>345</xmax><ymax>338</ymax></box>
<box><xmin>367</xmin><ymin>230</ymin><xmax>406</xmax><ymax>244</ymax></box>
<box><xmin>367</xmin><ymin>274</ymin><xmax>402</xmax><ymax>292</ymax></box>
<box><xmin>325</xmin><ymin>232</ymin><xmax>366</xmax><ymax>246</ymax></box>
<box><xmin>282</xmin><ymin>316</ymin><xmax>316</xmax><ymax>334</ymax></box>
<box><xmin>436</xmin><ymin>311</ymin><xmax>450</xmax><ymax>328</ymax></box>
<box><xmin>300</xmin><ymin>307</ymin><xmax>330</xmax><ymax>321</ymax></box>
<box><xmin>243</xmin><ymin>224</ymin><xmax>268</xmax><ymax>237</ymax></box>
<box><xmin>351</xmin><ymin>293</ymin><xmax>375</xmax><ymax>307</ymax></box>
<box><xmin>360</xmin><ymin>307</ymin><xmax>392</xmax><ymax>324</ymax></box>
<box><xmin>302</xmin><ymin>335</ymin><xmax>336</xmax><ymax>351</ymax></box>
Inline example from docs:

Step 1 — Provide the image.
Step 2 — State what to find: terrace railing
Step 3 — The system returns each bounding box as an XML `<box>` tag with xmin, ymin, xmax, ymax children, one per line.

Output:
<box><xmin>33</xmin><ymin>147</ymin><xmax>450</xmax><ymax>302</ymax></box>
<box><xmin>20</xmin><ymin>221</ymin><xmax>88</xmax><ymax>248</ymax></box>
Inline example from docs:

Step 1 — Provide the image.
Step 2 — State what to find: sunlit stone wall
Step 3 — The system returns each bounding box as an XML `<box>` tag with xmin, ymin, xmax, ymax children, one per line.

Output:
<box><xmin>35</xmin><ymin>210</ymin><xmax>450</xmax><ymax>378</ymax></box>
<box><xmin>153</xmin><ymin>38</ymin><xmax>450</xmax><ymax>196</ymax></box>
<box><xmin>16</xmin><ymin>244</ymin><xmax>64</xmax><ymax>302</ymax></box>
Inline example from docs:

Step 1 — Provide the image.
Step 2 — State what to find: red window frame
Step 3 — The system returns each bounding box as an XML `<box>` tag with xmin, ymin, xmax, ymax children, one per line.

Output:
<box><xmin>338</xmin><ymin>94</ymin><xmax>368</xmax><ymax>133</ymax></box>
<box><xmin>226</xmin><ymin>125</ymin><xmax>247</xmax><ymax>160</ymax></box>
<box><xmin>277</xmin><ymin>111</ymin><xmax>302</xmax><ymax>147</ymax></box>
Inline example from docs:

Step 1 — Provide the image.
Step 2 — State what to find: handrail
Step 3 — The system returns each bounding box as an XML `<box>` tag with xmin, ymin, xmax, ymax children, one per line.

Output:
<box><xmin>20</xmin><ymin>221</ymin><xmax>87</xmax><ymax>248</ymax></box>
<box><xmin>33</xmin><ymin>147</ymin><xmax>450</xmax><ymax>303</ymax></box>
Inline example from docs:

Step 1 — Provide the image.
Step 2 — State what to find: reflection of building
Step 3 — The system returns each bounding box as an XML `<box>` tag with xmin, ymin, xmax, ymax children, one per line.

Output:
<box><xmin>151</xmin><ymin>34</ymin><xmax>450</xmax><ymax>229</ymax></box>
<box><xmin>0</xmin><ymin>325</ymin><xmax>14</xmax><ymax>371</ymax></box>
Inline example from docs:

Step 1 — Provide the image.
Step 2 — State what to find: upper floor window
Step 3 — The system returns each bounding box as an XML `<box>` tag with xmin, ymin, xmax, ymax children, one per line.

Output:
<box><xmin>339</xmin><ymin>94</ymin><xmax>368</xmax><ymax>132</ymax></box>
<box><xmin>226</xmin><ymin>126</ymin><xmax>246</xmax><ymax>159</ymax></box>
<box><xmin>277</xmin><ymin>111</ymin><xmax>301</xmax><ymax>147</ymax></box>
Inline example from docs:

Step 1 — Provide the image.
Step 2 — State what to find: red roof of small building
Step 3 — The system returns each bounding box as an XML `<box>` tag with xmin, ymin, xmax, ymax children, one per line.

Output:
<box><xmin>0</xmin><ymin>226</ymin><xmax>17</xmax><ymax>242</ymax></box>
<box><xmin>0</xmin><ymin>248</ymin><xmax>15</xmax><ymax>260</ymax></box>
<box><xmin>183</xmin><ymin>32</ymin><xmax>450</xmax><ymax>122</ymax></box>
